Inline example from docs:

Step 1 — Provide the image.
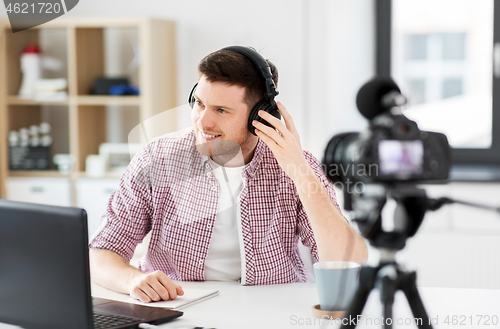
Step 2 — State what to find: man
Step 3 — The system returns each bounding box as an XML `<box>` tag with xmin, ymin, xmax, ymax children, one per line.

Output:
<box><xmin>89</xmin><ymin>46</ymin><xmax>368</xmax><ymax>303</ymax></box>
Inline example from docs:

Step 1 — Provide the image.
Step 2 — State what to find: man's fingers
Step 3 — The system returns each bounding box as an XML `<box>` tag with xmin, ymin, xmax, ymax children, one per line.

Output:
<box><xmin>156</xmin><ymin>270</ymin><xmax>182</xmax><ymax>300</ymax></box>
<box><xmin>138</xmin><ymin>280</ymin><xmax>161</xmax><ymax>302</ymax></box>
<box><xmin>166</xmin><ymin>284</ymin><xmax>178</xmax><ymax>300</ymax></box>
<box><xmin>254</xmin><ymin>128</ymin><xmax>279</xmax><ymax>151</ymax></box>
<box><xmin>256</xmin><ymin>110</ymin><xmax>291</xmax><ymax>138</ymax></box>
<box><xmin>146</xmin><ymin>275</ymin><xmax>170</xmax><ymax>301</ymax></box>
<box><xmin>276</xmin><ymin>101</ymin><xmax>298</xmax><ymax>135</ymax></box>
<box><xmin>276</xmin><ymin>101</ymin><xmax>302</xmax><ymax>148</ymax></box>
<box><xmin>157</xmin><ymin>276</ymin><xmax>177</xmax><ymax>300</ymax></box>
<box><xmin>253</xmin><ymin>120</ymin><xmax>283</xmax><ymax>145</ymax></box>
<box><xmin>276</xmin><ymin>101</ymin><xmax>290</xmax><ymax>120</ymax></box>
<box><xmin>129</xmin><ymin>271</ymin><xmax>182</xmax><ymax>302</ymax></box>
<box><xmin>176</xmin><ymin>285</ymin><xmax>184</xmax><ymax>296</ymax></box>
<box><xmin>131</xmin><ymin>285</ymin><xmax>154</xmax><ymax>303</ymax></box>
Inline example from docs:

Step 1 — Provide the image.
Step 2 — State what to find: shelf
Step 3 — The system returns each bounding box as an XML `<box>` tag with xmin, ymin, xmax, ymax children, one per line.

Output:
<box><xmin>73</xmin><ymin>171</ymin><xmax>123</xmax><ymax>179</ymax></box>
<box><xmin>0</xmin><ymin>18</ymin><xmax>177</xmax><ymax>200</ymax></box>
<box><xmin>76</xmin><ymin>96</ymin><xmax>141</xmax><ymax>106</ymax></box>
<box><xmin>7</xmin><ymin>96</ymin><xmax>69</xmax><ymax>106</ymax></box>
<box><xmin>8</xmin><ymin>170</ymin><xmax>124</xmax><ymax>179</ymax></box>
<box><xmin>8</xmin><ymin>170</ymin><xmax>70</xmax><ymax>178</ymax></box>
<box><xmin>7</xmin><ymin>95</ymin><xmax>141</xmax><ymax>106</ymax></box>
<box><xmin>0</xmin><ymin>17</ymin><xmax>154</xmax><ymax>30</ymax></box>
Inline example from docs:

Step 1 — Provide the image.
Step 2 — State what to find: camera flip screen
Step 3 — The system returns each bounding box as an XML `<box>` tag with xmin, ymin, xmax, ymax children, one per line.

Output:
<box><xmin>378</xmin><ymin>140</ymin><xmax>424</xmax><ymax>175</ymax></box>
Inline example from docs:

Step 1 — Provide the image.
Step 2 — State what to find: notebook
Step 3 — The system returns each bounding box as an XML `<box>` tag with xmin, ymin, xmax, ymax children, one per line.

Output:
<box><xmin>0</xmin><ymin>199</ymin><xmax>183</xmax><ymax>329</ymax></box>
<box><xmin>92</xmin><ymin>283</ymin><xmax>219</xmax><ymax>310</ymax></box>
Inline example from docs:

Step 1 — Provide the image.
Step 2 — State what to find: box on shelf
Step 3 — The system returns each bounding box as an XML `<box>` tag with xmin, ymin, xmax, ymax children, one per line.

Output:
<box><xmin>9</xmin><ymin>146</ymin><xmax>51</xmax><ymax>170</ymax></box>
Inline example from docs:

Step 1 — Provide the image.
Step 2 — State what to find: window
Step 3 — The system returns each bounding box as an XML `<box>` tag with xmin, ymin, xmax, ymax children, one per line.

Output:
<box><xmin>402</xmin><ymin>33</ymin><xmax>467</xmax><ymax>105</ymax></box>
<box><xmin>376</xmin><ymin>0</ymin><xmax>500</xmax><ymax>167</ymax></box>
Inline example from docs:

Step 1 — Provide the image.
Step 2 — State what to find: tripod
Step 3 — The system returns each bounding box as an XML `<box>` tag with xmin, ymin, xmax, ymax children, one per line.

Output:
<box><xmin>340</xmin><ymin>184</ymin><xmax>433</xmax><ymax>329</ymax></box>
<box><xmin>338</xmin><ymin>182</ymin><xmax>500</xmax><ymax>329</ymax></box>
<box><xmin>341</xmin><ymin>249</ymin><xmax>432</xmax><ymax>329</ymax></box>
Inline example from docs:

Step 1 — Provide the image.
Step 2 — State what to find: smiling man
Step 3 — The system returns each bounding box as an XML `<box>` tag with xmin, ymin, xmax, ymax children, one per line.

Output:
<box><xmin>89</xmin><ymin>46</ymin><xmax>368</xmax><ymax>303</ymax></box>
<box><xmin>191</xmin><ymin>75</ymin><xmax>255</xmax><ymax>166</ymax></box>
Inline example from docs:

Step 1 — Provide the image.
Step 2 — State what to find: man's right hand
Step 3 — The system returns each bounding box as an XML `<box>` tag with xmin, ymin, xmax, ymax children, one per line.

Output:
<box><xmin>89</xmin><ymin>249</ymin><xmax>184</xmax><ymax>303</ymax></box>
<box><xmin>128</xmin><ymin>270</ymin><xmax>184</xmax><ymax>303</ymax></box>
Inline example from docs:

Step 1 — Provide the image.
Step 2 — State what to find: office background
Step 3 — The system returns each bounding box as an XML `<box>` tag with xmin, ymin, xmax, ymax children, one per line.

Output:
<box><xmin>1</xmin><ymin>0</ymin><xmax>499</xmax><ymax>289</ymax></box>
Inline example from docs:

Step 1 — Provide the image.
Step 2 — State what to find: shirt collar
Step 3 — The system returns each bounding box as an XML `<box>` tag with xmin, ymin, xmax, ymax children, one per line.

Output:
<box><xmin>243</xmin><ymin>138</ymin><xmax>265</xmax><ymax>178</ymax></box>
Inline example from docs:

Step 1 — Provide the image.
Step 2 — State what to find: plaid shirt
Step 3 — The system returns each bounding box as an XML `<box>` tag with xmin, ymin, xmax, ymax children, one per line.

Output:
<box><xmin>89</xmin><ymin>128</ymin><xmax>339</xmax><ymax>285</ymax></box>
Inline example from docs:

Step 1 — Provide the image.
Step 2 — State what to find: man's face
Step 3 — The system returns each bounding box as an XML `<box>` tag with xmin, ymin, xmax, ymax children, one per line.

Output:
<box><xmin>191</xmin><ymin>75</ymin><xmax>258</xmax><ymax>166</ymax></box>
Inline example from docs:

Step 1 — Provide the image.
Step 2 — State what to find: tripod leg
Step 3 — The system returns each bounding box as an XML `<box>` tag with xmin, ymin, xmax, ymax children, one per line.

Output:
<box><xmin>340</xmin><ymin>266</ymin><xmax>378</xmax><ymax>329</ymax></box>
<box><xmin>380</xmin><ymin>275</ymin><xmax>395</xmax><ymax>329</ymax></box>
<box><xmin>400</xmin><ymin>271</ymin><xmax>433</xmax><ymax>329</ymax></box>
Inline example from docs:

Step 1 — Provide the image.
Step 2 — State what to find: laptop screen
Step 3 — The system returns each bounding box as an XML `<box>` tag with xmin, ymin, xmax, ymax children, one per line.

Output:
<box><xmin>0</xmin><ymin>199</ymin><xmax>94</xmax><ymax>329</ymax></box>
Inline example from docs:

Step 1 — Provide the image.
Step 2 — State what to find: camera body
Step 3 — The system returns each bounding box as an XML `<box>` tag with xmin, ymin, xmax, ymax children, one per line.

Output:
<box><xmin>322</xmin><ymin>77</ymin><xmax>452</xmax><ymax>251</ymax></box>
<box><xmin>323</xmin><ymin>109</ymin><xmax>451</xmax><ymax>184</ymax></box>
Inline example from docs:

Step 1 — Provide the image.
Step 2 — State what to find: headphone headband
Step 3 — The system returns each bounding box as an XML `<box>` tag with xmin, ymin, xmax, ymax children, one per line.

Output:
<box><xmin>222</xmin><ymin>46</ymin><xmax>279</xmax><ymax>101</ymax></box>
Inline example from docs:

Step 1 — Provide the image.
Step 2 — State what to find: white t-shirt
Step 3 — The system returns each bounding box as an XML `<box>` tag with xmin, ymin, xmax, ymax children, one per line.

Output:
<box><xmin>204</xmin><ymin>160</ymin><xmax>245</xmax><ymax>281</ymax></box>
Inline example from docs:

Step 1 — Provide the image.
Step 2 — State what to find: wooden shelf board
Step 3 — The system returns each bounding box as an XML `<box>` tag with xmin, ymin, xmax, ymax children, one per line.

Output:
<box><xmin>7</xmin><ymin>96</ymin><xmax>69</xmax><ymax>106</ymax></box>
<box><xmin>73</xmin><ymin>171</ymin><xmax>123</xmax><ymax>179</ymax></box>
<box><xmin>1</xmin><ymin>18</ymin><xmax>146</xmax><ymax>29</ymax></box>
<box><xmin>8</xmin><ymin>170</ymin><xmax>70</xmax><ymax>178</ymax></box>
<box><xmin>8</xmin><ymin>170</ymin><xmax>122</xmax><ymax>179</ymax></box>
<box><xmin>76</xmin><ymin>95</ymin><xmax>141</xmax><ymax>106</ymax></box>
<box><xmin>7</xmin><ymin>95</ymin><xmax>141</xmax><ymax>106</ymax></box>
<box><xmin>57</xmin><ymin>17</ymin><xmax>147</xmax><ymax>28</ymax></box>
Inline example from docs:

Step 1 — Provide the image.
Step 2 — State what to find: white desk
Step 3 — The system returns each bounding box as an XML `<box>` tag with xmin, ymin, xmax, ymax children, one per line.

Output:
<box><xmin>92</xmin><ymin>281</ymin><xmax>500</xmax><ymax>329</ymax></box>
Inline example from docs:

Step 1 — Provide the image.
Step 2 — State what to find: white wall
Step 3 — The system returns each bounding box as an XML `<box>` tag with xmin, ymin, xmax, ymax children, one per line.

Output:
<box><xmin>303</xmin><ymin>0</ymin><xmax>375</xmax><ymax>157</ymax></box>
<box><xmin>397</xmin><ymin>182</ymin><xmax>500</xmax><ymax>289</ymax></box>
<box><xmin>3</xmin><ymin>0</ymin><xmax>500</xmax><ymax>290</ymax></box>
<box><xmin>0</xmin><ymin>0</ymin><xmax>376</xmax><ymax>158</ymax></box>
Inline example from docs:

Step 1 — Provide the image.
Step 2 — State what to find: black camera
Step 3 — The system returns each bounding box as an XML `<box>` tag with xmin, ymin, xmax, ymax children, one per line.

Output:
<box><xmin>323</xmin><ymin>77</ymin><xmax>451</xmax><ymax>184</ymax></box>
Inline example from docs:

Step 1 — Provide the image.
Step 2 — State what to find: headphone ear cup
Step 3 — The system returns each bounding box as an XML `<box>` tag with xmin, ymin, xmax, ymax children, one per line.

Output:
<box><xmin>248</xmin><ymin>100</ymin><xmax>281</xmax><ymax>136</ymax></box>
<box><xmin>188</xmin><ymin>83</ymin><xmax>198</xmax><ymax>108</ymax></box>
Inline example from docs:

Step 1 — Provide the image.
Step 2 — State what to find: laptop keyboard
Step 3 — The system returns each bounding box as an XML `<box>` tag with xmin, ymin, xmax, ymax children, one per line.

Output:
<box><xmin>93</xmin><ymin>311</ymin><xmax>144</xmax><ymax>329</ymax></box>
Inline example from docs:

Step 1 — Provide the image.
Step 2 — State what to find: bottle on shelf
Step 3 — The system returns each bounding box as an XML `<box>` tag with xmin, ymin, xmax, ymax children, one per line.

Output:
<box><xmin>18</xmin><ymin>44</ymin><xmax>42</xmax><ymax>99</ymax></box>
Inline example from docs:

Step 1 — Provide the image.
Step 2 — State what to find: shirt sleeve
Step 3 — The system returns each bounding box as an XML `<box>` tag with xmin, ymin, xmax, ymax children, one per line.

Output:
<box><xmin>89</xmin><ymin>143</ymin><xmax>155</xmax><ymax>261</ymax></box>
<box><xmin>295</xmin><ymin>151</ymin><xmax>347</xmax><ymax>262</ymax></box>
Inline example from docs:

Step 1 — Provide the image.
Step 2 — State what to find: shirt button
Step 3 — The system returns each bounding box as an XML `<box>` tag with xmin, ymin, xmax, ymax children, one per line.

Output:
<box><xmin>205</xmin><ymin>163</ymin><xmax>210</xmax><ymax>169</ymax></box>
<box><xmin>207</xmin><ymin>223</ymin><xmax>212</xmax><ymax>228</ymax></box>
<box><xmin>198</xmin><ymin>259</ymin><xmax>204</xmax><ymax>265</ymax></box>
<box><xmin>211</xmin><ymin>186</ymin><xmax>217</xmax><ymax>191</ymax></box>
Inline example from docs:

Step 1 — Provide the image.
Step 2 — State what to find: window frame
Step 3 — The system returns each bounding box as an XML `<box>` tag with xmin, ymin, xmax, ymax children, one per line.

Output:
<box><xmin>376</xmin><ymin>0</ymin><xmax>500</xmax><ymax>168</ymax></box>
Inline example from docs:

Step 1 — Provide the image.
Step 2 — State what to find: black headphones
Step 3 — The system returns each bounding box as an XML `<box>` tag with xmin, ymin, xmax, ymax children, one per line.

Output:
<box><xmin>188</xmin><ymin>46</ymin><xmax>281</xmax><ymax>136</ymax></box>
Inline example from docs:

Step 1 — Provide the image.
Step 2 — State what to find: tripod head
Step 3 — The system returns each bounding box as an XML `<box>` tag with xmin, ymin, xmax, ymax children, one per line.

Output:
<box><xmin>347</xmin><ymin>182</ymin><xmax>500</xmax><ymax>251</ymax></box>
<box><xmin>348</xmin><ymin>183</ymin><xmax>427</xmax><ymax>250</ymax></box>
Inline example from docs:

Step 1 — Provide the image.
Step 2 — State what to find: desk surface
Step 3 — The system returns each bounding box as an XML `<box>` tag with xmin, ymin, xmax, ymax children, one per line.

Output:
<box><xmin>92</xmin><ymin>281</ymin><xmax>500</xmax><ymax>329</ymax></box>
<box><xmin>0</xmin><ymin>282</ymin><xmax>497</xmax><ymax>329</ymax></box>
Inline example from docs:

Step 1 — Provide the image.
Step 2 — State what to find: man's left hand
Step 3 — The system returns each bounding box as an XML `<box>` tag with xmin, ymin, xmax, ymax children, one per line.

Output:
<box><xmin>253</xmin><ymin>101</ymin><xmax>308</xmax><ymax>181</ymax></box>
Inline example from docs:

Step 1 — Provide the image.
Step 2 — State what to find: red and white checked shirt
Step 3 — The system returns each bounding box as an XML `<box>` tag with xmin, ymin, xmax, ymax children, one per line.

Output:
<box><xmin>89</xmin><ymin>128</ymin><xmax>340</xmax><ymax>285</ymax></box>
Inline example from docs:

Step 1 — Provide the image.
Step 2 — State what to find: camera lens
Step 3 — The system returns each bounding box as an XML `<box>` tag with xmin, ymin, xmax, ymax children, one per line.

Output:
<box><xmin>322</xmin><ymin>132</ymin><xmax>360</xmax><ymax>183</ymax></box>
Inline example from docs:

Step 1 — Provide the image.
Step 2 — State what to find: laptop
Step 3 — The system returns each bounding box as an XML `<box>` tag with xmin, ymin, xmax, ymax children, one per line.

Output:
<box><xmin>0</xmin><ymin>199</ymin><xmax>183</xmax><ymax>329</ymax></box>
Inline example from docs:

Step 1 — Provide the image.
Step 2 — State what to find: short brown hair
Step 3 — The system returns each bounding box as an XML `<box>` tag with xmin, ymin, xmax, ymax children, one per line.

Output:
<box><xmin>198</xmin><ymin>48</ymin><xmax>278</xmax><ymax>109</ymax></box>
